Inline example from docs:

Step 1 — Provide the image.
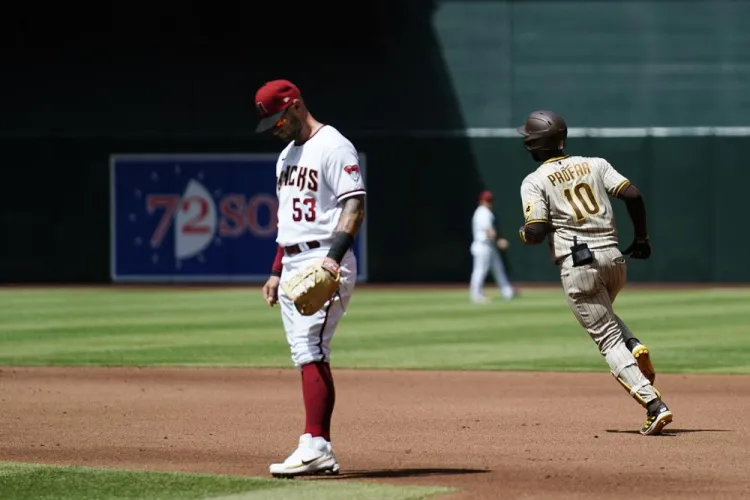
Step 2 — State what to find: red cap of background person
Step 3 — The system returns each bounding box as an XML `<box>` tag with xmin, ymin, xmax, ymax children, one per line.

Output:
<box><xmin>479</xmin><ymin>190</ymin><xmax>493</xmax><ymax>202</ymax></box>
<box><xmin>254</xmin><ymin>79</ymin><xmax>301</xmax><ymax>133</ymax></box>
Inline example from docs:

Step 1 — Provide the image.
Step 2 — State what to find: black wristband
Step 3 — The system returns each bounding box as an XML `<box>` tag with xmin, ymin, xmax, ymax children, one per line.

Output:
<box><xmin>270</xmin><ymin>270</ymin><xmax>281</xmax><ymax>278</ymax></box>
<box><xmin>327</xmin><ymin>231</ymin><xmax>355</xmax><ymax>263</ymax></box>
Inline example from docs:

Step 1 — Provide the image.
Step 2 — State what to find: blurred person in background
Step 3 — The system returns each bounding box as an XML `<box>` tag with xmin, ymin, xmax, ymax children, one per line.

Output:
<box><xmin>469</xmin><ymin>190</ymin><xmax>517</xmax><ymax>303</ymax></box>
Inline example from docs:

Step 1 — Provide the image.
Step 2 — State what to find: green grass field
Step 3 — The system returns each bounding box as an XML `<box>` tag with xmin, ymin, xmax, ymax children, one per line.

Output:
<box><xmin>0</xmin><ymin>462</ymin><xmax>450</xmax><ymax>500</ymax></box>
<box><xmin>1</xmin><ymin>287</ymin><xmax>749</xmax><ymax>373</ymax></box>
<box><xmin>1</xmin><ymin>285</ymin><xmax>749</xmax><ymax>499</ymax></box>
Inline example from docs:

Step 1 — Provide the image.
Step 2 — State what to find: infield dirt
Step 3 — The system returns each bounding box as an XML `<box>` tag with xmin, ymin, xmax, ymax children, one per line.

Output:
<box><xmin>1</xmin><ymin>367</ymin><xmax>748</xmax><ymax>499</ymax></box>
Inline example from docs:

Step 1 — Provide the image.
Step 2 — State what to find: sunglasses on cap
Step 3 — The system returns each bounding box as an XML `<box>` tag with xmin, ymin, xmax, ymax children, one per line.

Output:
<box><xmin>255</xmin><ymin>100</ymin><xmax>296</xmax><ymax>133</ymax></box>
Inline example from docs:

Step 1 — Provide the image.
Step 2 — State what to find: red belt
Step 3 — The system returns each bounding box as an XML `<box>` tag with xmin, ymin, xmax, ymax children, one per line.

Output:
<box><xmin>284</xmin><ymin>240</ymin><xmax>321</xmax><ymax>255</ymax></box>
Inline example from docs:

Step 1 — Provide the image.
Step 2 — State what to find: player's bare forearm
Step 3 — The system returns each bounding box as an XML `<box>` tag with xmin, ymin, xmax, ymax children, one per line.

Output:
<box><xmin>326</xmin><ymin>194</ymin><xmax>366</xmax><ymax>264</ymax></box>
<box><xmin>619</xmin><ymin>185</ymin><xmax>648</xmax><ymax>239</ymax></box>
<box><xmin>518</xmin><ymin>222</ymin><xmax>547</xmax><ymax>245</ymax></box>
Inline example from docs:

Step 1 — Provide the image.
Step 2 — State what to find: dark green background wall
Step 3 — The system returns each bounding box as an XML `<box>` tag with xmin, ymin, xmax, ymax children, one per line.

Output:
<box><xmin>2</xmin><ymin>0</ymin><xmax>747</xmax><ymax>284</ymax></box>
<box><xmin>3</xmin><ymin>133</ymin><xmax>747</xmax><ymax>283</ymax></box>
<box><xmin>434</xmin><ymin>0</ymin><xmax>750</xmax><ymax>128</ymax></box>
<box><xmin>476</xmin><ymin>134</ymin><xmax>750</xmax><ymax>283</ymax></box>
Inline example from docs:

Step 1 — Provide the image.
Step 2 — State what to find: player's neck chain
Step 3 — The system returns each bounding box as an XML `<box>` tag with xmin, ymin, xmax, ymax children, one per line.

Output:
<box><xmin>295</xmin><ymin>123</ymin><xmax>325</xmax><ymax>146</ymax></box>
<box><xmin>309</xmin><ymin>123</ymin><xmax>325</xmax><ymax>137</ymax></box>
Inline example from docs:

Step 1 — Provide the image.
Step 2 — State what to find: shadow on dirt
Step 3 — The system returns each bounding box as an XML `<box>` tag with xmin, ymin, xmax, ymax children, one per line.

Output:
<box><xmin>318</xmin><ymin>468</ymin><xmax>490</xmax><ymax>479</ymax></box>
<box><xmin>605</xmin><ymin>428</ymin><xmax>733</xmax><ymax>436</ymax></box>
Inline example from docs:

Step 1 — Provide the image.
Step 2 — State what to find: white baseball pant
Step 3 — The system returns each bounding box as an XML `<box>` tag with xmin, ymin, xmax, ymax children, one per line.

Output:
<box><xmin>470</xmin><ymin>242</ymin><xmax>514</xmax><ymax>301</ymax></box>
<box><xmin>278</xmin><ymin>246</ymin><xmax>357</xmax><ymax>367</ymax></box>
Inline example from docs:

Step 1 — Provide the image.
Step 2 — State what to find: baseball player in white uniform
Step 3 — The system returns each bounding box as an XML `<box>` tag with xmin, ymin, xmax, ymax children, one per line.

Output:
<box><xmin>255</xmin><ymin>80</ymin><xmax>366</xmax><ymax>476</ymax></box>
<box><xmin>470</xmin><ymin>190</ymin><xmax>516</xmax><ymax>303</ymax></box>
<box><xmin>516</xmin><ymin>110</ymin><xmax>673</xmax><ymax>436</ymax></box>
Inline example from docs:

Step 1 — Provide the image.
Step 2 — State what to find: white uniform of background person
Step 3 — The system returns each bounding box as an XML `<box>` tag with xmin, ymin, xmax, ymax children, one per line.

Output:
<box><xmin>469</xmin><ymin>190</ymin><xmax>515</xmax><ymax>303</ymax></box>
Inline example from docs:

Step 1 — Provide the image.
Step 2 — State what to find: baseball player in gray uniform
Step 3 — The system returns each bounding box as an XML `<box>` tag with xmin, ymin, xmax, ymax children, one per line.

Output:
<box><xmin>516</xmin><ymin>110</ymin><xmax>672</xmax><ymax>436</ymax></box>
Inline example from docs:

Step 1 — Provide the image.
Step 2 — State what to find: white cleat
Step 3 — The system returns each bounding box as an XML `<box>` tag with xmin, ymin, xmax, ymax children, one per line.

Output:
<box><xmin>269</xmin><ymin>433</ymin><xmax>340</xmax><ymax>478</ymax></box>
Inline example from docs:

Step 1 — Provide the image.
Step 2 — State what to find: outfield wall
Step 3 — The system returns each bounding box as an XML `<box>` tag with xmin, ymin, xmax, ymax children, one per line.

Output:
<box><xmin>472</xmin><ymin>132</ymin><xmax>749</xmax><ymax>284</ymax></box>
<box><xmin>3</xmin><ymin>1</ymin><xmax>747</xmax><ymax>284</ymax></box>
<box><xmin>1</xmin><ymin>132</ymin><xmax>747</xmax><ymax>284</ymax></box>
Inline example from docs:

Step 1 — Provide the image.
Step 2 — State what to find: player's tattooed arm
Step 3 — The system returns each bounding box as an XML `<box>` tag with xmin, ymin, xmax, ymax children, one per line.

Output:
<box><xmin>326</xmin><ymin>194</ymin><xmax>366</xmax><ymax>264</ymax></box>
<box><xmin>336</xmin><ymin>194</ymin><xmax>366</xmax><ymax>236</ymax></box>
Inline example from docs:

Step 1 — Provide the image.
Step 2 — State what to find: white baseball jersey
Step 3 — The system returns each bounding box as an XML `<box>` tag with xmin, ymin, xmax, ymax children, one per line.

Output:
<box><xmin>275</xmin><ymin>125</ymin><xmax>366</xmax><ymax>246</ymax></box>
<box><xmin>472</xmin><ymin>205</ymin><xmax>494</xmax><ymax>245</ymax></box>
<box><xmin>520</xmin><ymin>155</ymin><xmax>630</xmax><ymax>261</ymax></box>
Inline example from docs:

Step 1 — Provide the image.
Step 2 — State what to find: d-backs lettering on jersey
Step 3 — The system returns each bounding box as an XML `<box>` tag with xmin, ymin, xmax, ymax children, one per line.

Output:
<box><xmin>520</xmin><ymin>155</ymin><xmax>630</xmax><ymax>261</ymax></box>
<box><xmin>275</xmin><ymin>125</ymin><xmax>366</xmax><ymax>246</ymax></box>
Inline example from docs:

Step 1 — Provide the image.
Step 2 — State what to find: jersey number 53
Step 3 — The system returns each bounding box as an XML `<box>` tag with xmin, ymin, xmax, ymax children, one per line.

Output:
<box><xmin>292</xmin><ymin>197</ymin><xmax>317</xmax><ymax>222</ymax></box>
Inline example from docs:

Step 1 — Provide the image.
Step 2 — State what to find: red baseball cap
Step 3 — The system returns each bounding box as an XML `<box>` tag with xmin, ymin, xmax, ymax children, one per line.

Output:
<box><xmin>254</xmin><ymin>79</ymin><xmax>301</xmax><ymax>133</ymax></box>
<box><xmin>479</xmin><ymin>190</ymin><xmax>493</xmax><ymax>202</ymax></box>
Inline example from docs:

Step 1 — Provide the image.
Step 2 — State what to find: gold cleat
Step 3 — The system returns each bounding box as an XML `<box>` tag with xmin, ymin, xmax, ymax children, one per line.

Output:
<box><xmin>640</xmin><ymin>402</ymin><xmax>673</xmax><ymax>436</ymax></box>
<box><xmin>632</xmin><ymin>343</ymin><xmax>656</xmax><ymax>385</ymax></box>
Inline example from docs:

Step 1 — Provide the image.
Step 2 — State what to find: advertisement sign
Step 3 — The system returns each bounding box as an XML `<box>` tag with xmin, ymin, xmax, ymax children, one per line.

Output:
<box><xmin>110</xmin><ymin>154</ymin><xmax>367</xmax><ymax>283</ymax></box>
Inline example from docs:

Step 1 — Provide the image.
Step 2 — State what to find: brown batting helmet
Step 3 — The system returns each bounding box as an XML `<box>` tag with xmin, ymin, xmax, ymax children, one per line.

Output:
<box><xmin>516</xmin><ymin>110</ymin><xmax>567</xmax><ymax>153</ymax></box>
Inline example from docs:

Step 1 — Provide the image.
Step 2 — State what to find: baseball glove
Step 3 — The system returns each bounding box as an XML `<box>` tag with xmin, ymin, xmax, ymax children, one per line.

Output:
<box><xmin>281</xmin><ymin>258</ymin><xmax>341</xmax><ymax>316</ymax></box>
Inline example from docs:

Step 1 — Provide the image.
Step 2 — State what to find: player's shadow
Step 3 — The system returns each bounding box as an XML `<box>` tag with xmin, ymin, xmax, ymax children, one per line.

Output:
<box><xmin>605</xmin><ymin>428</ymin><xmax>733</xmax><ymax>436</ymax></box>
<box><xmin>315</xmin><ymin>468</ymin><xmax>490</xmax><ymax>480</ymax></box>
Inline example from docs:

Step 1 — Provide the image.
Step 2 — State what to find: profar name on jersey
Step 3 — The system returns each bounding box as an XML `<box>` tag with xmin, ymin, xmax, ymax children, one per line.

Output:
<box><xmin>277</xmin><ymin>165</ymin><xmax>319</xmax><ymax>192</ymax></box>
<box><xmin>547</xmin><ymin>161</ymin><xmax>592</xmax><ymax>187</ymax></box>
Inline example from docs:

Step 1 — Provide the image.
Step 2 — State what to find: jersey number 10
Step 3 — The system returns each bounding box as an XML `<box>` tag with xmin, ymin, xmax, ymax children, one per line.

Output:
<box><xmin>563</xmin><ymin>182</ymin><xmax>600</xmax><ymax>222</ymax></box>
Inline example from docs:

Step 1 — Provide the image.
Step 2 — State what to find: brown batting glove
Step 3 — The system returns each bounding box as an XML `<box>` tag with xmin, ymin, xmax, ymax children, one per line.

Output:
<box><xmin>623</xmin><ymin>237</ymin><xmax>651</xmax><ymax>259</ymax></box>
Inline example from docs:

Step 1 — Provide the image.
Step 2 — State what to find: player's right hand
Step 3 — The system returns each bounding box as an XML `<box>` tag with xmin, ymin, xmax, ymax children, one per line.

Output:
<box><xmin>623</xmin><ymin>237</ymin><xmax>651</xmax><ymax>259</ymax></box>
<box><xmin>262</xmin><ymin>275</ymin><xmax>281</xmax><ymax>307</ymax></box>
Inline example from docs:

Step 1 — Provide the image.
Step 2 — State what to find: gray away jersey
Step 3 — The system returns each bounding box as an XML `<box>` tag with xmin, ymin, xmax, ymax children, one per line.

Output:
<box><xmin>520</xmin><ymin>155</ymin><xmax>631</xmax><ymax>262</ymax></box>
